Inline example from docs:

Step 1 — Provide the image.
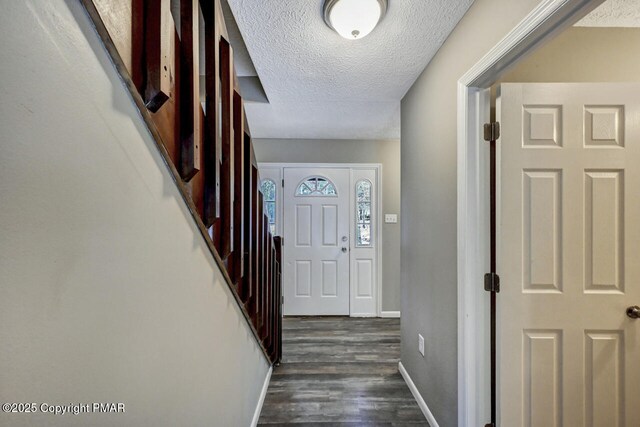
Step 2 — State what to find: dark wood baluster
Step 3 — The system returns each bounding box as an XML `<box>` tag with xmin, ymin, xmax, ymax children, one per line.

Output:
<box><xmin>202</xmin><ymin>0</ymin><xmax>220</xmax><ymax>231</ymax></box>
<box><xmin>271</xmin><ymin>240</ymin><xmax>277</xmax><ymax>357</ymax></box>
<box><xmin>264</xmin><ymin>225</ymin><xmax>272</xmax><ymax>345</ymax></box>
<box><xmin>263</xmin><ymin>208</ymin><xmax>269</xmax><ymax>336</ymax></box>
<box><xmin>270</xmin><ymin>248</ymin><xmax>274</xmax><ymax>359</ymax></box>
<box><xmin>250</xmin><ymin>166</ymin><xmax>260</xmax><ymax>322</ymax></box>
<box><xmin>178</xmin><ymin>0</ymin><xmax>201</xmax><ymax>181</ymax></box>
<box><xmin>218</xmin><ymin>36</ymin><xmax>234</xmax><ymax>259</ymax></box>
<box><xmin>258</xmin><ymin>193</ymin><xmax>265</xmax><ymax>334</ymax></box>
<box><xmin>242</xmin><ymin>133</ymin><xmax>253</xmax><ymax>303</ymax></box>
<box><xmin>267</xmin><ymin>237</ymin><xmax>275</xmax><ymax>352</ymax></box>
<box><xmin>257</xmin><ymin>191</ymin><xmax>265</xmax><ymax>337</ymax></box>
<box><xmin>143</xmin><ymin>0</ymin><xmax>172</xmax><ymax>112</ymax></box>
<box><xmin>274</xmin><ymin>236</ymin><xmax>282</xmax><ymax>364</ymax></box>
<box><xmin>232</xmin><ymin>91</ymin><xmax>245</xmax><ymax>288</ymax></box>
<box><xmin>130</xmin><ymin>0</ymin><xmax>145</xmax><ymax>92</ymax></box>
<box><xmin>262</xmin><ymin>194</ymin><xmax>268</xmax><ymax>335</ymax></box>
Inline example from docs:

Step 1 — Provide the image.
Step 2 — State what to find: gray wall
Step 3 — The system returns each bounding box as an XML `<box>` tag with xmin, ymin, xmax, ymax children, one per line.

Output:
<box><xmin>0</xmin><ymin>1</ymin><xmax>269</xmax><ymax>426</ymax></box>
<box><xmin>400</xmin><ymin>0</ymin><xmax>543</xmax><ymax>425</ymax></box>
<box><xmin>254</xmin><ymin>138</ymin><xmax>401</xmax><ymax>312</ymax></box>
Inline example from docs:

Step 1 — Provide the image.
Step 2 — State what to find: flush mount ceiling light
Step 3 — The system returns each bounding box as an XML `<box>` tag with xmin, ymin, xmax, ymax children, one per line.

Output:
<box><xmin>323</xmin><ymin>0</ymin><xmax>388</xmax><ymax>40</ymax></box>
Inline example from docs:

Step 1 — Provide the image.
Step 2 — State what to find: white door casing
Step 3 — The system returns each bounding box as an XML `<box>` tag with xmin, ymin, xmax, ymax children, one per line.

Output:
<box><xmin>498</xmin><ymin>83</ymin><xmax>640</xmax><ymax>426</ymax></box>
<box><xmin>283</xmin><ymin>167</ymin><xmax>350</xmax><ymax>315</ymax></box>
<box><xmin>456</xmin><ymin>2</ymin><xmax>607</xmax><ymax>425</ymax></box>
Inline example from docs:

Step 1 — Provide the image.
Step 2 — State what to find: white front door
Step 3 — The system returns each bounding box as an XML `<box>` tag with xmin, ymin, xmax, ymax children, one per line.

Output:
<box><xmin>283</xmin><ymin>167</ymin><xmax>350</xmax><ymax>315</ymax></box>
<box><xmin>498</xmin><ymin>83</ymin><xmax>640</xmax><ymax>426</ymax></box>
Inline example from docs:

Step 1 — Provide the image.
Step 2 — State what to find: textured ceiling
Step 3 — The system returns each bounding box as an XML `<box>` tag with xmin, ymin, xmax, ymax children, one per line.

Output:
<box><xmin>226</xmin><ymin>0</ymin><xmax>474</xmax><ymax>139</ymax></box>
<box><xmin>576</xmin><ymin>0</ymin><xmax>640</xmax><ymax>27</ymax></box>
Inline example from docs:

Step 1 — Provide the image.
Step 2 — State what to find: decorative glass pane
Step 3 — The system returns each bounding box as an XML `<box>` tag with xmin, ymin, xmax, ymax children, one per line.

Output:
<box><xmin>357</xmin><ymin>203</ymin><xmax>371</xmax><ymax>223</ymax></box>
<box><xmin>357</xmin><ymin>224</ymin><xmax>371</xmax><ymax>246</ymax></box>
<box><xmin>355</xmin><ymin>180</ymin><xmax>373</xmax><ymax>247</ymax></box>
<box><xmin>304</xmin><ymin>179</ymin><xmax>315</xmax><ymax>189</ymax></box>
<box><xmin>269</xmin><ymin>224</ymin><xmax>276</xmax><ymax>235</ymax></box>
<box><xmin>298</xmin><ymin>183</ymin><xmax>312</xmax><ymax>195</ymax></box>
<box><xmin>322</xmin><ymin>184</ymin><xmax>337</xmax><ymax>196</ymax></box>
<box><xmin>295</xmin><ymin>176</ymin><xmax>338</xmax><ymax>197</ymax></box>
<box><xmin>261</xmin><ymin>179</ymin><xmax>276</xmax><ymax>201</ymax></box>
<box><xmin>357</xmin><ymin>180</ymin><xmax>371</xmax><ymax>201</ymax></box>
<box><xmin>266</xmin><ymin>201</ymin><xmax>276</xmax><ymax>224</ymax></box>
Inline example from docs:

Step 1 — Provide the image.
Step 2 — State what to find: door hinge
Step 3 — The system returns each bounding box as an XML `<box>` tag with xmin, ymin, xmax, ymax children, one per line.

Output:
<box><xmin>483</xmin><ymin>122</ymin><xmax>500</xmax><ymax>142</ymax></box>
<box><xmin>282</xmin><ymin>179</ymin><xmax>284</xmax><ymax>188</ymax></box>
<box><xmin>484</xmin><ymin>273</ymin><xmax>500</xmax><ymax>293</ymax></box>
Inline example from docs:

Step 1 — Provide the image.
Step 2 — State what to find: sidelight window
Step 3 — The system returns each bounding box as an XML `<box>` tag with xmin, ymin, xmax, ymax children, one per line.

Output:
<box><xmin>356</xmin><ymin>180</ymin><xmax>372</xmax><ymax>247</ymax></box>
<box><xmin>261</xmin><ymin>179</ymin><xmax>277</xmax><ymax>235</ymax></box>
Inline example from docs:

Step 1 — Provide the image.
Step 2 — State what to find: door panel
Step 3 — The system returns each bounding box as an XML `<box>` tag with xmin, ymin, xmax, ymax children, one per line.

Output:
<box><xmin>498</xmin><ymin>83</ymin><xmax>640</xmax><ymax>426</ymax></box>
<box><xmin>322</xmin><ymin>205</ymin><xmax>338</xmax><ymax>246</ymax></box>
<box><xmin>283</xmin><ymin>168</ymin><xmax>350</xmax><ymax>315</ymax></box>
<box><xmin>295</xmin><ymin>260</ymin><xmax>311</xmax><ymax>296</ymax></box>
<box><xmin>295</xmin><ymin>205</ymin><xmax>312</xmax><ymax>246</ymax></box>
<box><xmin>355</xmin><ymin>259</ymin><xmax>373</xmax><ymax>297</ymax></box>
<box><xmin>321</xmin><ymin>261</ymin><xmax>338</xmax><ymax>296</ymax></box>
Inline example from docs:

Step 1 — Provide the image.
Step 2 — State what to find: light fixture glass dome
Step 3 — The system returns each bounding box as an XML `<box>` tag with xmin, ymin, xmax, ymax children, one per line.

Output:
<box><xmin>324</xmin><ymin>0</ymin><xmax>388</xmax><ymax>40</ymax></box>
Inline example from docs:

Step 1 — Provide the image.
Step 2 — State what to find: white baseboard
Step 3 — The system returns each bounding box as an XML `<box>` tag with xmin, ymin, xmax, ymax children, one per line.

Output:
<box><xmin>250</xmin><ymin>366</ymin><xmax>272</xmax><ymax>427</ymax></box>
<box><xmin>380</xmin><ymin>311</ymin><xmax>401</xmax><ymax>318</ymax></box>
<box><xmin>399</xmin><ymin>361</ymin><xmax>439</xmax><ymax>427</ymax></box>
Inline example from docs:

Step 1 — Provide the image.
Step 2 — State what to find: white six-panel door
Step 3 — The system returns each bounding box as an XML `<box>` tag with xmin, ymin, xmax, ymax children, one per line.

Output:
<box><xmin>283</xmin><ymin>168</ymin><xmax>350</xmax><ymax>315</ymax></box>
<box><xmin>498</xmin><ymin>83</ymin><xmax>640</xmax><ymax>426</ymax></box>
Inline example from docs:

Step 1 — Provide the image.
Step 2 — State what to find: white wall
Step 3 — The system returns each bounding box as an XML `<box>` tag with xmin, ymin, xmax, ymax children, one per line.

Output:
<box><xmin>0</xmin><ymin>1</ymin><xmax>269</xmax><ymax>426</ymax></box>
<box><xmin>254</xmin><ymin>138</ymin><xmax>401</xmax><ymax>312</ymax></box>
<box><xmin>400</xmin><ymin>0</ymin><xmax>543</xmax><ymax>426</ymax></box>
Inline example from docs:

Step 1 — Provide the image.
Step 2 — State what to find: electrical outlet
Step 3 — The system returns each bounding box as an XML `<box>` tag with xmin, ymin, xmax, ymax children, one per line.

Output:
<box><xmin>385</xmin><ymin>214</ymin><xmax>398</xmax><ymax>224</ymax></box>
<box><xmin>418</xmin><ymin>334</ymin><xmax>425</xmax><ymax>356</ymax></box>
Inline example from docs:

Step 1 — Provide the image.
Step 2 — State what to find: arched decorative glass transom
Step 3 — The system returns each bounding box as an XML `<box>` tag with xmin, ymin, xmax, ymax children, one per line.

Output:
<box><xmin>295</xmin><ymin>176</ymin><xmax>337</xmax><ymax>197</ymax></box>
<box><xmin>355</xmin><ymin>180</ymin><xmax>372</xmax><ymax>247</ymax></box>
<box><xmin>261</xmin><ymin>179</ymin><xmax>277</xmax><ymax>235</ymax></box>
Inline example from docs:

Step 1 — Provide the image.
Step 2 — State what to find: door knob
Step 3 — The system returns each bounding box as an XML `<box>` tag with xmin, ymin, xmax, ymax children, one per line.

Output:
<box><xmin>341</xmin><ymin>247</ymin><xmax>348</xmax><ymax>253</ymax></box>
<box><xmin>627</xmin><ymin>306</ymin><xmax>640</xmax><ymax>319</ymax></box>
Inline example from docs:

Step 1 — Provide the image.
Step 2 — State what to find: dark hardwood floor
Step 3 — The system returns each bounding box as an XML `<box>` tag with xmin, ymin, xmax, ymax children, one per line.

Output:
<box><xmin>258</xmin><ymin>317</ymin><xmax>429</xmax><ymax>426</ymax></box>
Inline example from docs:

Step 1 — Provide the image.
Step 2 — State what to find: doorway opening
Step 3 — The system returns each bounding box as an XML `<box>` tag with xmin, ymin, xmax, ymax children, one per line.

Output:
<box><xmin>458</xmin><ymin>0</ymin><xmax>640</xmax><ymax>425</ymax></box>
<box><xmin>259</xmin><ymin>163</ymin><xmax>382</xmax><ymax>317</ymax></box>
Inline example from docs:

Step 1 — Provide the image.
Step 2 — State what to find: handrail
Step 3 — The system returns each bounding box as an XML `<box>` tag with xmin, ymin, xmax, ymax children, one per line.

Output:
<box><xmin>80</xmin><ymin>0</ymin><xmax>282</xmax><ymax>365</ymax></box>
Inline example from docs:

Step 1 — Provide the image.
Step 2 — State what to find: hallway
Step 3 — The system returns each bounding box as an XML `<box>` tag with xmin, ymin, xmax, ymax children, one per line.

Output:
<box><xmin>258</xmin><ymin>317</ymin><xmax>428</xmax><ymax>426</ymax></box>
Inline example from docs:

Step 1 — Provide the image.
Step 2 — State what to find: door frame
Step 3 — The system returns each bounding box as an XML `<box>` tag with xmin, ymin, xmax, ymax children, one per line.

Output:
<box><xmin>456</xmin><ymin>0</ymin><xmax>605</xmax><ymax>425</ymax></box>
<box><xmin>258</xmin><ymin>162</ymin><xmax>383</xmax><ymax>317</ymax></box>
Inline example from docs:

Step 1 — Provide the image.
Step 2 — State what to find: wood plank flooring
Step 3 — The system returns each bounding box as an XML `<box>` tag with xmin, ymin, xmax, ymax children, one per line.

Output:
<box><xmin>258</xmin><ymin>317</ymin><xmax>429</xmax><ymax>426</ymax></box>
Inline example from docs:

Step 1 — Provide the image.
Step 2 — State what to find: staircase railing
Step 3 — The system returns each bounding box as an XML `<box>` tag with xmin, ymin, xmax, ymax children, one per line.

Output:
<box><xmin>80</xmin><ymin>0</ymin><xmax>282</xmax><ymax>364</ymax></box>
